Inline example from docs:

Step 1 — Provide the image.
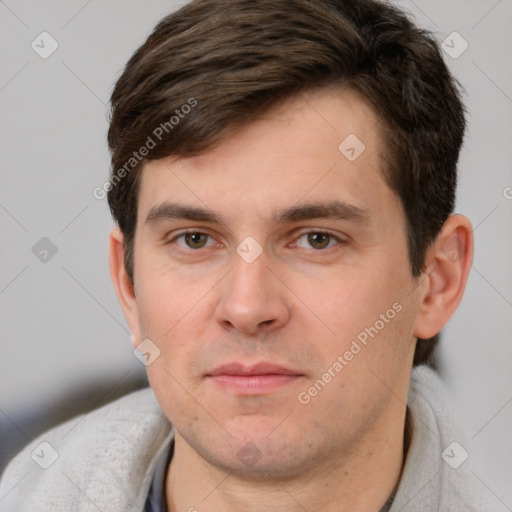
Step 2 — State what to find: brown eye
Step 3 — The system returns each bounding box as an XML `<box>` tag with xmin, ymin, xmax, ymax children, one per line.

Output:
<box><xmin>307</xmin><ymin>232</ymin><xmax>331</xmax><ymax>249</ymax></box>
<box><xmin>184</xmin><ymin>232</ymin><xmax>209</xmax><ymax>249</ymax></box>
<box><xmin>296</xmin><ymin>231</ymin><xmax>340</xmax><ymax>250</ymax></box>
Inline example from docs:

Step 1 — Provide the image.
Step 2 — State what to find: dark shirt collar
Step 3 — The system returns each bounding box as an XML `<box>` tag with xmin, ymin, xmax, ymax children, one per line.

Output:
<box><xmin>144</xmin><ymin>437</ymin><xmax>174</xmax><ymax>512</ymax></box>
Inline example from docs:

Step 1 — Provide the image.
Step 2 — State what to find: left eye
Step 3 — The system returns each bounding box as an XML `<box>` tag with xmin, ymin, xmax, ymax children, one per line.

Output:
<box><xmin>296</xmin><ymin>232</ymin><xmax>340</xmax><ymax>250</ymax></box>
<box><xmin>174</xmin><ymin>232</ymin><xmax>215</xmax><ymax>249</ymax></box>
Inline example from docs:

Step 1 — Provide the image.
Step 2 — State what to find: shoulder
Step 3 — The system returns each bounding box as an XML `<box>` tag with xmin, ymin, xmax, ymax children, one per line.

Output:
<box><xmin>0</xmin><ymin>387</ymin><xmax>173</xmax><ymax>512</ymax></box>
<box><xmin>390</xmin><ymin>366</ymin><xmax>505</xmax><ymax>512</ymax></box>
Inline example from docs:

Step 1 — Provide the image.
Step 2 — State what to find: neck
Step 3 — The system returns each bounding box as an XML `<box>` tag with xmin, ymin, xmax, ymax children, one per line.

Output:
<box><xmin>166</xmin><ymin>399</ymin><xmax>408</xmax><ymax>512</ymax></box>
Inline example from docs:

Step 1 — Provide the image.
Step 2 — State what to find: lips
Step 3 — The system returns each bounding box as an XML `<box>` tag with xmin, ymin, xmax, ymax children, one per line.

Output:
<box><xmin>207</xmin><ymin>362</ymin><xmax>302</xmax><ymax>377</ymax></box>
<box><xmin>206</xmin><ymin>362</ymin><xmax>305</xmax><ymax>395</ymax></box>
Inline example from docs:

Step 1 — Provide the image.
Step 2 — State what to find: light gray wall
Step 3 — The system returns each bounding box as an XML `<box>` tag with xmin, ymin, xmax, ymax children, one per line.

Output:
<box><xmin>1</xmin><ymin>0</ymin><xmax>511</xmax><ymax>503</ymax></box>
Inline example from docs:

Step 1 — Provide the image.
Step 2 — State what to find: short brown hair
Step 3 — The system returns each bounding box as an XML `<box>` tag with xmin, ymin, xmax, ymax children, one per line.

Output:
<box><xmin>107</xmin><ymin>0</ymin><xmax>466</xmax><ymax>366</ymax></box>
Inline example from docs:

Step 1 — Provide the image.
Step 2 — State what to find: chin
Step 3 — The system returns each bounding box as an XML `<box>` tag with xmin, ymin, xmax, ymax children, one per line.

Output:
<box><xmin>206</xmin><ymin>443</ymin><xmax>318</xmax><ymax>482</ymax></box>
<box><xmin>184</xmin><ymin>417</ymin><xmax>325</xmax><ymax>482</ymax></box>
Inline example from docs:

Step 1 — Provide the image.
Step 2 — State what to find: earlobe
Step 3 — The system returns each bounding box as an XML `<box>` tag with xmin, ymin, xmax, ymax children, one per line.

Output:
<box><xmin>413</xmin><ymin>215</ymin><xmax>473</xmax><ymax>339</ymax></box>
<box><xmin>109</xmin><ymin>227</ymin><xmax>141</xmax><ymax>344</ymax></box>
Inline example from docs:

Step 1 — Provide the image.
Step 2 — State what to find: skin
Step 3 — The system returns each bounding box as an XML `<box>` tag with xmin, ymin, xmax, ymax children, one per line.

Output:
<box><xmin>110</xmin><ymin>87</ymin><xmax>473</xmax><ymax>511</ymax></box>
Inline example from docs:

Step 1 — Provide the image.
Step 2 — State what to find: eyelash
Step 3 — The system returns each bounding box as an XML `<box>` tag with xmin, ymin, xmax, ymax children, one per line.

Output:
<box><xmin>167</xmin><ymin>229</ymin><xmax>346</xmax><ymax>253</ymax></box>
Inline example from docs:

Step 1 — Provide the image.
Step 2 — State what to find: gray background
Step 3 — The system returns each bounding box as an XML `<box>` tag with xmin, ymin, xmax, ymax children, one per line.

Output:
<box><xmin>1</xmin><ymin>0</ymin><xmax>511</xmax><ymax>505</ymax></box>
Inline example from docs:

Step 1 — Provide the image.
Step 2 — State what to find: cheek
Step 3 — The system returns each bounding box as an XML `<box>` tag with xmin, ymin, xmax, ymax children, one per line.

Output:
<box><xmin>308</xmin><ymin>268</ymin><xmax>403</xmax><ymax>337</ymax></box>
<box><xmin>307</xmin><ymin>259</ymin><xmax>416</xmax><ymax>376</ymax></box>
<box><xmin>134</xmin><ymin>257</ymin><xmax>212</xmax><ymax>336</ymax></box>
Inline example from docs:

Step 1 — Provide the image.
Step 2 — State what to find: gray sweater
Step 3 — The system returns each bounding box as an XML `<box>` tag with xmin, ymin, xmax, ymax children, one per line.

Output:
<box><xmin>0</xmin><ymin>366</ymin><xmax>502</xmax><ymax>511</ymax></box>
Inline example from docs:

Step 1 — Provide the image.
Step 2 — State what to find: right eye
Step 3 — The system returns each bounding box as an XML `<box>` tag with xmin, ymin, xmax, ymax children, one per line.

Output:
<box><xmin>170</xmin><ymin>231</ymin><xmax>216</xmax><ymax>250</ymax></box>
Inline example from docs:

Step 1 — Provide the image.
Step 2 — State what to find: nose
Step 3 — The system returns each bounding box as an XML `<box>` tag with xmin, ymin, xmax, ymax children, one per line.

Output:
<box><xmin>214</xmin><ymin>250</ymin><xmax>291</xmax><ymax>335</ymax></box>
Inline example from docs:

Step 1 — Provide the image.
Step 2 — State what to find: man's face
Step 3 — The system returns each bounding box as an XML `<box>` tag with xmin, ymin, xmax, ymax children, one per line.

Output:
<box><xmin>129</xmin><ymin>88</ymin><xmax>423</xmax><ymax>477</ymax></box>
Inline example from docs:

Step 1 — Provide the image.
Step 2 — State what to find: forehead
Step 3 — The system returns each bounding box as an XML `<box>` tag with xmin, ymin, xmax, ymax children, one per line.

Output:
<box><xmin>137</xmin><ymin>87</ymin><xmax>401</xmax><ymax>230</ymax></box>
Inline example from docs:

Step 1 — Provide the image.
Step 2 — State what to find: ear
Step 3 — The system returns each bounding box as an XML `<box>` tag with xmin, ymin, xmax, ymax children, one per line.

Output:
<box><xmin>413</xmin><ymin>214</ymin><xmax>474</xmax><ymax>339</ymax></box>
<box><xmin>109</xmin><ymin>227</ymin><xmax>141</xmax><ymax>347</ymax></box>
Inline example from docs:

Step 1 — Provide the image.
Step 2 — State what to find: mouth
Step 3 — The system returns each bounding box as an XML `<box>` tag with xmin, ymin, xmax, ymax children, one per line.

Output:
<box><xmin>206</xmin><ymin>362</ymin><xmax>305</xmax><ymax>395</ymax></box>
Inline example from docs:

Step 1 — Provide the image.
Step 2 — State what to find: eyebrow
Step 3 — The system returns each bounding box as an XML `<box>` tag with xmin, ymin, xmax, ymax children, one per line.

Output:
<box><xmin>145</xmin><ymin>203</ymin><xmax>223</xmax><ymax>225</ymax></box>
<box><xmin>144</xmin><ymin>200</ymin><xmax>370</xmax><ymax>227</ymax></box>
<box><xmin>272</xmin><ymin>201</ymin><xmax>370</xmax><ymax>225</ymax></box>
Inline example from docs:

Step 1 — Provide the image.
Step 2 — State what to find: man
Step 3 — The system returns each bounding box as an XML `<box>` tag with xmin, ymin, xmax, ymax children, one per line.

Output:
<box><xmin>0</xmin><ymin>0</ymin><xmax>497</xmax><ymax>510</ymax></box>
